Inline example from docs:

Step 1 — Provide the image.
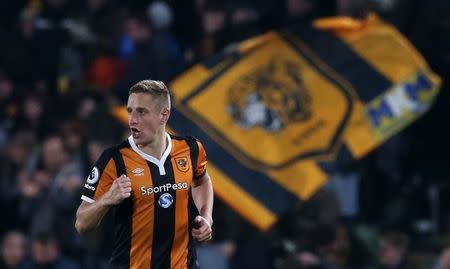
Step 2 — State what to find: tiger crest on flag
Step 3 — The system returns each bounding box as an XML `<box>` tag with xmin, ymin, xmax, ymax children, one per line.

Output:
<box><xmin>227</xmin><ymin>57</ymin><xmax>311</xmax><ymax>132</ymax></box>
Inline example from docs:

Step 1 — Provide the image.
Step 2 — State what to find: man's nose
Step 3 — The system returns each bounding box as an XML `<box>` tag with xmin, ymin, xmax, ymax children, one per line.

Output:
<box><xmin>129</xmin><ymin>112</ymin><xmax>138</xmax><ymax>125</ymax></box>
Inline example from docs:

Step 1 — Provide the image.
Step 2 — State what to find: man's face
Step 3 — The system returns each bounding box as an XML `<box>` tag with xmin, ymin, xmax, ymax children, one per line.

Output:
<box><xmin>42</xmin><ymin>136</ymin><xmax>67</xmax><ymax>173</ymax></box>
<box><xmin>1</xmin><ymin>233</ymin><xmax>26</xmax><ymax>267</ymax></box>
<box><xmin>379</xmin><ymin>240</ymin><xmax>404</xmax><ymax>267</ymax></box>
<box><xmin>125</xmin><ymin>19</ymin><xmax>149</xmax><ymax>43</ymax></box>
<box><xmin>31</xmin><ymin>241</ymin><xmax>58</xmax><ymax>264</ymax></box>
<box><xmin>127</xmin><ymin>93</ymin><xmax>165</xmax><ymax>146</ymax></box>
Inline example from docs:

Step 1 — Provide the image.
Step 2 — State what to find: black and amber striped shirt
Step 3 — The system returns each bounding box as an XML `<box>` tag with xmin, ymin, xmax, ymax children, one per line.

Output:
<box><xmin>81</xmin><ymin>133</ymin><xmax>207</xmax><ymax>269</ymax></box>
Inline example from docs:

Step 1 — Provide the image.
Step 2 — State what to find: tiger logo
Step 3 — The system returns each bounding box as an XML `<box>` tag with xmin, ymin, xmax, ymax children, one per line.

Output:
<box><xmin>227</xmin><ymin>57</ymin><xmax>311</xmax><ymax>132</ymax></box>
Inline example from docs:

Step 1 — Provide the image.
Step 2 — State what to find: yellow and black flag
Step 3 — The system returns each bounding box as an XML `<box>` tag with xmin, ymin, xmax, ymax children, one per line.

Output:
<box><xmin>114</xmin><ymin>15</ymin><xmax>441</xmax><ymax>230</ymax></box>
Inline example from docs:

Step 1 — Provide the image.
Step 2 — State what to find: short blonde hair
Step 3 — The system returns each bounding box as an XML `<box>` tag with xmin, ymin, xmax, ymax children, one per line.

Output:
<box><xmin>129</xmin><ymin>80</ymin><xmax>171</xmax><ymax>110</ymax></box>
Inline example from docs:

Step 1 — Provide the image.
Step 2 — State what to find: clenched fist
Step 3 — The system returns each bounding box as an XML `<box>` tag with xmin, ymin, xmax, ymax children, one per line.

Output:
<box><xmin>191</xmin><ymin>216</ymin><xmax>212</xmax><ymax>242</ymax></box>
<box><xmin>103</xmin><ymin>175</ymin><xmax>132</xmax><ymax>205</ymax></box>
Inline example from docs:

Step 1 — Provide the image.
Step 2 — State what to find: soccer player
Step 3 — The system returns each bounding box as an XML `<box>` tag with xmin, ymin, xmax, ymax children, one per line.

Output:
<box><xmin>75</xmin><ymin>80</ymin><xmax>214</xmax><ymax>269</ymax></box>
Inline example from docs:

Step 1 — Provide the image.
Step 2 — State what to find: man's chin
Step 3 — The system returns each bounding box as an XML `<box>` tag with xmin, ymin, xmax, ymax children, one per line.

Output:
<box><xmin>132</xmin><ymin>135</ymin><xmax>142</xmax><ymax>143</ymax></box>
<box><xmin>134</xmin><ymin>137</ymin><xmax>152</xmax><ymax>147</ymax></box>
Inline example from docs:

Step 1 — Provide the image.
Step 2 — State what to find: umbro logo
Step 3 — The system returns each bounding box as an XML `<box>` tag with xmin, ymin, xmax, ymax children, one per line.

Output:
<box><xmin>132</xmin><ymin>168</ymin><xmax>144</xmax><ymax>176</ymax></box>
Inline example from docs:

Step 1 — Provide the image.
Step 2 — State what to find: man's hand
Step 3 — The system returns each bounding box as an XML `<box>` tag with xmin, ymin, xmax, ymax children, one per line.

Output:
<box><xmin>75</xmin><ymin>175</ymin><xmax>132</xmax><ymax>234</ymax></box>
<box><xmin>191</xmin><ymin>215</ymin><xmax>212</xmax><ymax>242</ymax></box>
<box><xmin>102</xmin><ymin>175</ymin><xmax>132</xmax><ymax>205</ymax></box>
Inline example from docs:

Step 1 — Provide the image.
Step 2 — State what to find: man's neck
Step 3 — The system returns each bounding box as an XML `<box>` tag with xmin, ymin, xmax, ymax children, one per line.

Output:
<box><xmin>137</xmin><ymin>131</ymin><xmax>167</xmax><ymax>160</ymax></box>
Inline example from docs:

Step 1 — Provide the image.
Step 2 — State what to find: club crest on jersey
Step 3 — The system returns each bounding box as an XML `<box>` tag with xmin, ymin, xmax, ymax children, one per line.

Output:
<box><xmin>86</xmin><ymin>167</ymin><xmax>99</xmax><ymax>184</ymax></box>
<box><xmin>158</xmin><ymin>193</ymin><xmax>174</xmax><ymax>208</ymax></box>
<box><xmin>175</xmin><ymin>157</ymin><xmax>189</xmax><ymax>172</ymax></box>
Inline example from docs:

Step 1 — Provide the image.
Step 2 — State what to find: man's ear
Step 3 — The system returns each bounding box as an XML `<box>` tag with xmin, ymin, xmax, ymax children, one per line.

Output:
<box><xmin>161</xmin><ymin>108</ymin><xmax>170</xmax><ymax>124</ymax></box>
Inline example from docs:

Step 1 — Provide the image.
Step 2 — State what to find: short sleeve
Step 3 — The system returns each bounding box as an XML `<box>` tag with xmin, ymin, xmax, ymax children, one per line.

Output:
<box><xmin>81</xmin><ymin>149</ymin><xmax>117</xmax><ymax>203</ymax></box>
<box><xmin>194</xmin><ymin>140</ymin><xmax>207</xmax><ymax>179</ymax></box>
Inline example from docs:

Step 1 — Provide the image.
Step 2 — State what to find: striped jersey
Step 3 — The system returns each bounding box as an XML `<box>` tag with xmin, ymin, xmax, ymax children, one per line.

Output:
<box><xmin>81</xmin><ymin>133</ymin><xmax>207</xmax><ymax>269</ymax></box>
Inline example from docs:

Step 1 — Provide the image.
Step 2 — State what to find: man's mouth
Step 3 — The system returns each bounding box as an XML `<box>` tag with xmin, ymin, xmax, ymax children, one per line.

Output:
<box><xmin>131</xmin><ymin>128</ymin><xmax>141</xmax><ymax>137</ymax></box>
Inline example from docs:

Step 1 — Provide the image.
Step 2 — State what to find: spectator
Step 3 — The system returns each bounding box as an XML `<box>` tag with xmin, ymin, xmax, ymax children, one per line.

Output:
<box><xmin>37</xmin><ymin>135</ymin><xmax>69</xmax><ymax>177</ymax></box>
<box><xmin>228</xmin><ymin>2</ymin><xmax>262</xmax><ymax>42</ymax></box>
<box><xmin>0</xmin><ymin>75</ymin><xmax>19</xmax><ymax>149</ymax></box>
<box><xmin>367</xmin><ymin>232</ymin><xmax>412</xmax><ymax>269</ymax></box>
<box><xmin>19</xmin><ymin>232</ymin><xmax>80</xmax><ymax>269</ymax></box>
<box><xmin>31</xmin><ymin>0</ymin><xmax>73</xmax><ymax>96</ymax></box>
<box><xmin>282</xmin><ymin>0</ymin><xmax>319</xmax><ymax>26</ymax></box>
<box><xmin>170</xmin><ymin>0</ymin><xmax>203</xmax><ymax>59</ymax></box>
<box><xmin>0</xmin><ymin>231</ymin><xmax>27</xmax><ymax>269</ymax></box>
<box><xmin>12</xmin><ymin>93</ymin><xmax>49</xmax><ymax>140</ymax></box>
<box><xmin>146</xmin><ymin>1</ymin><xmax>184</xmax><ymax>73</ymax></box>
<box><xmin>114</xmin><ymin>10</ymin><xmax>184</xmax><ymax>101</ymax></box>
<box><xmin>0</xmin><ymin>130</ymin><xmax>36</xmax><ymax>233</ymax></box>
<box><xmin>198</xmin><ymin>2</ymin><xmax>227</xmax><ymax>59</ymax></box>
<box><xmin>325</xmin><ymin>162</ymin><xmax>362</xmax><ymax>225</ymax></box>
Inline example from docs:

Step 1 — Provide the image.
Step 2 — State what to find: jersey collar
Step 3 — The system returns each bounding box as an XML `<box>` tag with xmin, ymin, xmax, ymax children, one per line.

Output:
<box><xmin>128</xmin><ymin>133</ymin><xmax>172</xmax><ymax>175</ymax></box>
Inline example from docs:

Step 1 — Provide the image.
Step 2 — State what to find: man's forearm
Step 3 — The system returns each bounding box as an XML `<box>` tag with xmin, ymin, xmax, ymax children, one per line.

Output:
<box><xmin>75</xmin><ymin>197</ymin><xmax>112</xmax><ymax>234</ymax></box>
<box><xmin>192</xmin><ymin>173</ymin><xmax>214</xmax><ymax>225</ymax></box>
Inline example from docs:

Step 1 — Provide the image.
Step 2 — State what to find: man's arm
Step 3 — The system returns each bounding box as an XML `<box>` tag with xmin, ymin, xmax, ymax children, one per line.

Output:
<box><xmin>75</xmin><ymin>175</ymin><xmax>132</xmax><ymax>234</ymax></box>
<box><xmin>191</xmin><ymin>172</ymin><xmax>214</xmax><ymax>242</ymax></box>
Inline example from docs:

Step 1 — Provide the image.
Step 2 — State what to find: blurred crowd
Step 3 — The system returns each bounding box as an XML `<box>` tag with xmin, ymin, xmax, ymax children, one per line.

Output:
<box><xmin>0</xmin><ymin>0</ymin><xmax>449</xmax><ymax>269</ymax></box>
